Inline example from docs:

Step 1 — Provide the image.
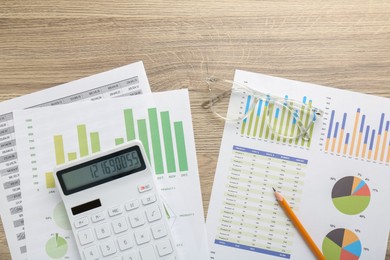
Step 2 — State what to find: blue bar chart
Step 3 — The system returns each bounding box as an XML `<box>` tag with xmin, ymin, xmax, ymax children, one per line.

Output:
<box><xmin>239</xmin><ymin>94</ymin><xmax>317</xmax><ymax>148</ymax></box>
<box><xmin>324</xmin><ymin>108</ymin><xmax>390</xmax><ymax>164</ymax></box>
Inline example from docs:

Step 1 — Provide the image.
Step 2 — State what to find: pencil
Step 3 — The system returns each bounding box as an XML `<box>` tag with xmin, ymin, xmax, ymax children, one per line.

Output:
<box><xmin>273</xmin><ymin>188</ymin><xmax>325</xmax><ymax>260</ymax></box>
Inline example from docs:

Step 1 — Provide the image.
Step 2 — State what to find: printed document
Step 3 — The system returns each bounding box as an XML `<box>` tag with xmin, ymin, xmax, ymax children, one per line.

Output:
<box><xmin>0</xmin><ymin>61</ymin><xmax>150</xmax><ymax>259</ymax></box>
<box><xmin>13</xmin><ymin>89</ymin><xmax>209</xmax><ymax>259</ymax></box>
<box><xmin>206</xmin><ymin>70</ymin><xmax>390</xmax><ymax>259</ymax></box>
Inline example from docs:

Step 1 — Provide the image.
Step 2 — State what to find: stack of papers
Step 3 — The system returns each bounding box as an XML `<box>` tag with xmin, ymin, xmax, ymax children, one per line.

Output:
<box><xmin>1</xmin><ymin>61</ymin><xmax>389</xmax><ymax>260</ymax></box>
<box><xmin>0</xmin><ymin>61</ymin><xmax>209</xmax><ymax>259</ymax></box>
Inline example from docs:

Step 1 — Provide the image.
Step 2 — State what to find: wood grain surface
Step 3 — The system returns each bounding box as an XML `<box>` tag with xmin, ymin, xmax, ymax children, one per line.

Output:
<box><xmin>1</xmin><ymin>1</ymin><xmax>389</xmax><ymax>259</ymax></box>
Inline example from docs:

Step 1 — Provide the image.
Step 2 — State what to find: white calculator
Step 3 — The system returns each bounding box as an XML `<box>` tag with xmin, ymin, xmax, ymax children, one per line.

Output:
<box><xmin>54</xmin><ymin>140</ymin><xmax>179</xmax><ymax>260</ymax></box>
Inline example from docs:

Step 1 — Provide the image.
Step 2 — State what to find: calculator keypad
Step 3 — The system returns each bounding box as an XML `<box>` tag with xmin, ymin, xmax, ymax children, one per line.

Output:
<box><xmin>78</xmin><ymin>229</ymin><xmax>94</xmax><ymax>245</ymax></box>
<box><xmin>75</xmin><ymin>186</ymin><xmax>176</xmax><ymax>260</ymax></box>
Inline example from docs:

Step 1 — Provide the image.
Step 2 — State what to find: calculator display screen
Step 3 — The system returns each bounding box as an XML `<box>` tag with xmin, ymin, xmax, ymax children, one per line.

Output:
<box><xmin>57</xmin><ymin>145</ymin><xmax>146</xmax><ymax>195</ymax></box>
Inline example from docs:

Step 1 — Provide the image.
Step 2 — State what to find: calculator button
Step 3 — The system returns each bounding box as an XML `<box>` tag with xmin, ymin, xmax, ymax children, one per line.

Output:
<box><xmin>134</xmin><ymin>228</ymin><xmax>150</xmax><ymax>245</ymax></box>
<box><xmin>125</xmin><ymin>199</ymin><xmax>140</xmax><ymax>211</ymax></box>
<box><xmin>117</xmin><ymin>233</ymin><xmax>134</xmax><ymax>251</ymax></box>
<box><xmin>78</xmin><ymin>228</ymin><xmax>94</xmax><ymax>245</ymax></box>
<box><xmin>112</xmin><ymin>217</ymin><xmax>129</xmax><ymax>234</ymax></box>
<box><xmin>128</xmin><ymin>211</ymin><xmax>145</xmax><ymax>228</ymax></box>
<box><xmin>108</xmin><ymin>205</ymin><xmax>123</xmax><ymax>216</ymax></box>
<box><xmin>151</xmin><ymin>223</ymin><xmax>167</xmax><ymax>239</ymax></box>
<box><xmin>155</xmin><ymin>240</ymin><xmax>173</xmax><ymax>256</ymax></box>
<box><xmin>91</xmin><ymin>211</ymin><xmax>105</xmax><ymax>223</ymax></box>
<box><xmin>74</xmin><ymin>216</ymin><xmax>89</xmax><ymax>229</ymax></box>
<box><xmin>100</xmin><ymin>239</ymin><xmax>117</xmax><ymax>256</ymax></box>
<box><xmin>145</xmin><ymin>205</ymin><xmax>162</xmax><ymax>223</ymax></box>
<box><xmin>95</xmin><ymin>223</ymin><xmax>111</xmax><ymax>239</ymax></box>
<box><xmin>138</xmin><ymin>183</ymin><xmax>152</xmax><ymax>193</ymax></box>
<box><xmin>122</xmin><ymin>250</ymin><xmax>138</xmax><ymax>260</ymax></box>
<box><xmin>141</xmin><ymin>194</ymin><xmax>156</xmax><ymax>205</ymax></box>
<box><xmin>139</xmin><ymin>245</ymin><xmax>157</xmax><ymax>260</ymax></box>
<box><xmin>83</xmin><ymin>245</ymin><xmax>100</xmax><ymax>260</ymax></box>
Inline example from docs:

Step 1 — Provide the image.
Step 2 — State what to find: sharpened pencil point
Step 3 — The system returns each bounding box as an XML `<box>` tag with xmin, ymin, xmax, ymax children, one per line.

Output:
<box><xmin>272</xmin><ymin>187</ymin><xmax>276</xmax><ymax>192</ymax></box>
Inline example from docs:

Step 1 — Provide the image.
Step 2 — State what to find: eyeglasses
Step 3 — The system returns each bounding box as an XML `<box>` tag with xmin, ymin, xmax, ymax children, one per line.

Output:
<box><xmin>202</xmin><ymin>77</ymin><xmax>323</xmax><ymax>141</ymax></box>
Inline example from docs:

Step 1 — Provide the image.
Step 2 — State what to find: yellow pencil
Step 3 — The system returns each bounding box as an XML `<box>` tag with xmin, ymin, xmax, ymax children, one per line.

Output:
<box><xmin>273</xmin><ymin>188</ymin><xmax>325</xmax><ymax>260</ymax></box>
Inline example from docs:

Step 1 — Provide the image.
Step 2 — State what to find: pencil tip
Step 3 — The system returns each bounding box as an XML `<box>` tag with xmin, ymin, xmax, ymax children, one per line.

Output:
<box><xmin>272</xmin><ymin>187</ymin><xmax>276</xmax><ymax>192</ymax></box>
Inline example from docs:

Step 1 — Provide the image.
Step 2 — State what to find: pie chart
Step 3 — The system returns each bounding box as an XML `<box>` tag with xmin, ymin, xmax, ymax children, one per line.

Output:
<box><xmin>331</xmin><ymin>176</ymin><xmax>370</xmax><ymax>215</ymax></box>
<box><xmin>322</xmin><ymin>228</ymin><xmax>361</xmax><ymax>260</ymax></box>
<box><xmin>45</xmin><ymin>233</ymin><xmax>68</xmax><ymax>259</ymax></box>
<box><xmin>53</xmin><ymin>202</ymin><xmax>71</xmax><ymax>230</ymax></box>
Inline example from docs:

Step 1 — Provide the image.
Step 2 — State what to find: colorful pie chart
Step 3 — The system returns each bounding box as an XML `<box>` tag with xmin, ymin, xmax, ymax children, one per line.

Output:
<box><xmin>331</xmin><ymin>176</ymin><xmax>370</xmax><ymax>215</ymax></box>
<box><xmin>322</xmin><ymin>228</ymin><xmax>361</xmax><ymax>260</ymax></box>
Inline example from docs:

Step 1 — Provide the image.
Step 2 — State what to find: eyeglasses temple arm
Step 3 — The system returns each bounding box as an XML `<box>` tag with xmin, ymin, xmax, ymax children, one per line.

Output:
<box><xmin>201</xmin><ymin>90</ymin><xmax>231</xmax><ymax>109</ymax></box>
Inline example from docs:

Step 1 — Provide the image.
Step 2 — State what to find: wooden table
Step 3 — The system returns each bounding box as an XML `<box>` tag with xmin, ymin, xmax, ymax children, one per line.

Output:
<box><xmin>1</xmin><ymin>1</ymin><xmax>389</xmax><ymax>259</ymax></box>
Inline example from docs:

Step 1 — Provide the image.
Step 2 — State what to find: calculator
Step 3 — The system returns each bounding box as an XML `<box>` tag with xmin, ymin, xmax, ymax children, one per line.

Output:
<box><xmin>54</xmin><ymin>140</ymin><xmax>179</xmax><ymax>260</ymax></box>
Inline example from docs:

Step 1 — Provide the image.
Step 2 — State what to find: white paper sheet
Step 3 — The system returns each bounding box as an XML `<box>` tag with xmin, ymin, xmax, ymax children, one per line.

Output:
<box><xmin>13</xmin><ymin>89</ymin><xmax>209</xmax><ymax>259</ymax></box>
<box><xmin>0</xmin><ymin>61</ymin><xmax>151</xmax><ymax>259</ymax></box>
<box><xmin>206</xmin><ymin>70</ymin><xmax>390</xmax><ymax>259</ymax></box>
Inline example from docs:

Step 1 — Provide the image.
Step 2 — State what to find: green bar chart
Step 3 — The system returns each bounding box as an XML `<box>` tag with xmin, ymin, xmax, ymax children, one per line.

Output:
<box><xmin>149</xmin><ymin>108</ymin><xmax>164</xmax><ymax>174</ymax></box>
<box><xmin>77</xmin><ymin>125</ymin><xmax>89</xmax><ymax>157</ymax></box>
<box><xmin>45</xmin><ymin>172</ymin><xmax>55</xmax><ymax>189</ymax></box>
<box><xmin>50</xmin><ymin>107</ymin><xmax>188</xmax><ymax>186</ymax></box>
<box><xmin>124</xmin><ymin>109</ymin><xmax>136</xmax><ymax>141</ymax></box>
<box><xmin>14</xmin><ymin>89</ymin><xmax>204</xmax><ymax>260</ymax></box>
<box><xmin>90</xmin><ymin>132</ymin><xmax>100</xmax><ymax>153</ymax></box>
<box><xmin>239</xmin><ymin>95</ymin><xmax>316</xmax><ymax>148</ymax></box>
<box><xmin>67</xmin><ymin>152</ymin><xmax>77</xmax><ymax>161</ymax></box>
<box><xmin>161</xmin><ymin>111</ymin><xmax>176</xmax><ymax>173</ymax></box>
<box><xmin>53</xmin><ymin>136</ymin><xmax>65</xmax><ymax>165</ymax></box>
<box><xmin>137</xmin><ymin>119</ymin><xmax>150</xmax><ymax>161</ymax></box>
<box><xmin>174</xmin><ymin>122</ymin><xmax>188</xmax><ymax>171</ymax></box>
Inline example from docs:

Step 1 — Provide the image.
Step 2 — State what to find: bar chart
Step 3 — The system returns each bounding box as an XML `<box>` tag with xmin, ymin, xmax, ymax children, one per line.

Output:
<box><xmin>44</xmin><ymin>107</ymin><xmax>188</xmax><ymax>189</ymax></box>
<box><xmin>324</xmin><ymin>108</ymin><xmax>390</xmax><ymax>164</ymax></box>
<box><xmin>208</xmin><ymin>70</ymin><xmax>390</xmax><ymax>259</ymax></box>
<box><xmin>45</xmin><ymin>108</ymin><xmax>188</xmax><ymax>188</ymax></box>
<box><xmin>15</xmin><ymin>89</ymin><xmax>208</xmax><ymax>260</ymax></box>
<box><xmin>238</xmin><ymin>95</ymin><xmax>317</xmax><ymax>148</ymax></box>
